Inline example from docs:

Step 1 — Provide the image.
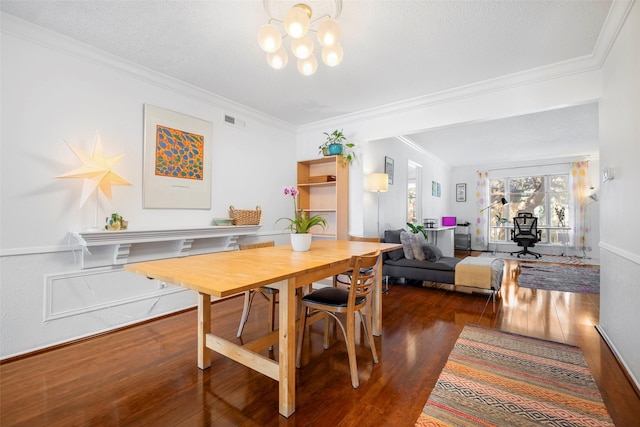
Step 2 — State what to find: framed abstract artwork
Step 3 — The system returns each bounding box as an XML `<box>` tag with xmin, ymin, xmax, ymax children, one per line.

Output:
<box><xmin>143</xmin><ymin>104</ymin><xmax>213</xmax><ymax>209</ymax></box>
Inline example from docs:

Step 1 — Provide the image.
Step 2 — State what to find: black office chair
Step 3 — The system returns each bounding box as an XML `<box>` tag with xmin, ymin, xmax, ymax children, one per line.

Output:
<box><xmin>510</xmin><ymin>213</ymin><xmax>542</xmax><ymax>258</ymax></box>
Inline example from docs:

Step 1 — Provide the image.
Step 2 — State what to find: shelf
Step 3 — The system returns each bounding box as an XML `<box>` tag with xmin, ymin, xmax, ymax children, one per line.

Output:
<box><xmin>297</xmin><ymin>182</ymin><xmax>336</xmax><ymax>187</ymax></box>
<box><xmin>71</xmin><ymin>225</ymin><xmax>260</xmax><ymax>269</ymax></box>
<box><xmin>297</xmin><ymin>156</ymin><xmax>348</xmax><ymax>240</ymax></box>
<box><xmin>311</xmin><ymin>233</ymin><xmax>337</xmax><ymax>239</ymax></box>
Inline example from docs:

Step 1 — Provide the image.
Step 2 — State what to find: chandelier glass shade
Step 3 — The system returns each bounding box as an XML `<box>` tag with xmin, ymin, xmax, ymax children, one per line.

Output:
<box><xmin>257</xmin><ymin>0</ymin><xmax>343</xmax><ymax>76</ymax></box>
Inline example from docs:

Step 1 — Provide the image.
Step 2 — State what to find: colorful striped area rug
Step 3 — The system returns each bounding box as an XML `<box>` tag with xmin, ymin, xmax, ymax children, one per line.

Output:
<box><xmin>416</xmin><ymin>325</ymin><xmax>614</xmax><ymax>427</ymax></box>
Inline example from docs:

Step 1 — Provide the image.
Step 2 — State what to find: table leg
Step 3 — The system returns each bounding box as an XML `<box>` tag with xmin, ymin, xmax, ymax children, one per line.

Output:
<box><xmin>197</xmin><ymin>293</ymin><xmax>211</xmax><ymax>370</ymax></box>
<box><xmin>372</xmin><ymin>267</ymin><xmax>382</xmax><ymax>336</ymax></box>
<box><xmin>278</xmin><ymin>278</ymin><xmax>296</xmax><ymax>417</ymax></box>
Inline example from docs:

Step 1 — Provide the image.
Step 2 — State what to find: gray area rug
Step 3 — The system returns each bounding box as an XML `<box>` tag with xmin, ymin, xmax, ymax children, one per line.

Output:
<box><xmin>479</xmin><ymin>251</ymin><xmax>586</xmax><ymax>265</ymax></box>
<box><xmin>517</xmin><ymin>264</ymin><xmax>600</xmax><ymax>294</ymax></box>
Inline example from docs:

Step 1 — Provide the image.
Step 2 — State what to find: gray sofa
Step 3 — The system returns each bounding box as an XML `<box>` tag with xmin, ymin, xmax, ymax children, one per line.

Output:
<box><xmin>382</xmin><ymin>229</ymin><xmax>462</xmax><ymax>284</ymax></box>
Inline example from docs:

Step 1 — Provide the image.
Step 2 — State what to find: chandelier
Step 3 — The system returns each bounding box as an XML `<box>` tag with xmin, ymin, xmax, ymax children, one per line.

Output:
<box><xmin>257</xmin><ymin>0</ymin><xmax>343</xmax><ymax>76</ymax></box>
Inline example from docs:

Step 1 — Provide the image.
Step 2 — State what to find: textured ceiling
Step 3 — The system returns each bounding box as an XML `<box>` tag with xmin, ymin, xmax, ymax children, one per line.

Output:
<box><xmin>1</xmin><ymin>0</ymin><xmax>612</xmax><ymax>166</ymax></box>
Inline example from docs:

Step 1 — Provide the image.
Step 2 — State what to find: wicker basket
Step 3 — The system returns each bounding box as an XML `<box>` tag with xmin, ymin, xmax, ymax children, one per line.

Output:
<box><xmin>229</xmin><ymin>205</ymin><xmax>262</xmax><ymax>225</ymax></box>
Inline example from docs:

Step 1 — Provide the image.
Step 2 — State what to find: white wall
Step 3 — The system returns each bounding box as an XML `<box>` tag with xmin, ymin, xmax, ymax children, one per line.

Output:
<box><xmin>362</xmin><ymin>138</ymin><xmax>452</xmax><ymax>239</ymax></box>
<box><xmin>597</xmin><ymin>1</ymin><xmax>640</xmax><ymax>387</ymax></box>
<box><xmin>0</xmin><ymin>15</ymin><xmax>296</xmax><ymax>358</ymax></box>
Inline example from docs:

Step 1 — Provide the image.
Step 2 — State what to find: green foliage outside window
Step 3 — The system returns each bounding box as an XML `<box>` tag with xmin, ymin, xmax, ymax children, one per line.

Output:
<box><xmin>489</xmin><ymin>174</ymin><xmax>569</xmax><ymax>244</ymax></box>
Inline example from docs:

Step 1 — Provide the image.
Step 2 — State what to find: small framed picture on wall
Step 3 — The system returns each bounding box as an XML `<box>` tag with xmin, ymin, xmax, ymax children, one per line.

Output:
<box><xmin>385</xmin><ymin>156</ymin><xmax>394</xmax><ymax>185</ymax></box>
<box><xmin>456</xmin><ymin>183</ymin><xmax>466</xmax><ymax>202</ymax></box>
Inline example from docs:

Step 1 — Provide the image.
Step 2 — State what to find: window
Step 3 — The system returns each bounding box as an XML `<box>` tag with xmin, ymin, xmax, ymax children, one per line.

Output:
<box><xmin>407</xmin><ymin>161</ymin><xmax>422</xmax><ymax>224</ymax></box>
<box><xmin>489</xmin><ymin>174</ymin><xmax>569</xmax><ymax>244</ymax></box>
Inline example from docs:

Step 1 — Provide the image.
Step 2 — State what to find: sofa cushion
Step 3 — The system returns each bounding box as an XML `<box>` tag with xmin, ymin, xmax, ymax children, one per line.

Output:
<box><xmin>410</xmin><ymin>233</ymin><xmax>427</xmax><ymax>261</ymax></box>
<box><xmin>384</xmin><ymin>256</ymin><xmax>460</xmax><ymax>272</ymax></box>
<box><xmin>421</xmin><ymin>243</ymin><xmax>442</xmax><ymax>262</ymax></box>
<box><xmin>384</xmin><ymin>229</ymin><xmax>405</xmax><ymax>261</ymax></box>
<box><xmin>399</xmin><ymin>231</ymin><xmax>415</xmax><ymax>259</ymax></box>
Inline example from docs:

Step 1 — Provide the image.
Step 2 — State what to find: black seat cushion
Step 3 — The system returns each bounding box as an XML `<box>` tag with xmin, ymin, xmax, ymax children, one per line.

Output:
<box><xmin>383</xmin><ymin>256</ymin><xmax>460</xmax><ymax>272</ymax></box>
<box><xmin>302</xmin><ymin>287</ymin><xmax>366</xmax><ymax>307</ymax></box>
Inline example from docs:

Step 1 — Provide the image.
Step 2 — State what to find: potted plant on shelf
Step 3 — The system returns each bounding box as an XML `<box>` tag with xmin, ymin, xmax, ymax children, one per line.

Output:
<box><xmin>318</xmin><ymin>129</ymin><xmax>356</xmax><ymax>165</ymax></box>
<box><xmin>105</xmin><ymin>213</ymin><xmax>128</xmax><ymax>231</ymax></box>
<box><xmin>277</xmin><ymin>186</ymin><xmax>327</xmax><ymax>252</ymax></box>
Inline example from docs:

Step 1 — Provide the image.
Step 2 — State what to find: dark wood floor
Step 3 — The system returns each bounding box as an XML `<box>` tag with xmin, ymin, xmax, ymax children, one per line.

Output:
<box><xmin>2</xmin><ymin>253</ymin><xmax>639</xmax><ymax>426</ymax></box>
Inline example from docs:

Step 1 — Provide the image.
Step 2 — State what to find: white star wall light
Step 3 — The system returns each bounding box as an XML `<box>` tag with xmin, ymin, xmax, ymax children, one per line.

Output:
<box><xmin>57</xmin><ymin>131</ymin><xmax>131</xmax><ymax>208</ymax></box>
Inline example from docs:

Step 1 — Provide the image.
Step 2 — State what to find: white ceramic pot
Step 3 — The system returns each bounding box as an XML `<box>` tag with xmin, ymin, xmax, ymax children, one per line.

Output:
<box><xmin>290</xmin><ymin>233</ymin><xmax>312</xmax><ymax>252</ymax></box>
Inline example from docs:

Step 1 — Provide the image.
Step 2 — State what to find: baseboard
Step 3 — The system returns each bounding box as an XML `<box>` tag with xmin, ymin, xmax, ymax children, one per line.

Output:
<box><xmin>595</xmin><ymin>325</ymin><xmax>640</xmax><ymax>400</ymax></box>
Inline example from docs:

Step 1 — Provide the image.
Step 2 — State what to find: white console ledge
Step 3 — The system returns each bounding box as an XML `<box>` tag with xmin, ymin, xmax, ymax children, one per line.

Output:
<box><xmin>71</xmin><ymin>225</ymin><xmax>260</xmax><ymax>269</ymax></box>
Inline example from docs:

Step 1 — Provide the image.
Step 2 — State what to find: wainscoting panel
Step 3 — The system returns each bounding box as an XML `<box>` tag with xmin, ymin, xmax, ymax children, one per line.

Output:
<box><xmin>44</xmin><ymin>268</ymin><xmax>188</xmax><ymax>322</ymax></box>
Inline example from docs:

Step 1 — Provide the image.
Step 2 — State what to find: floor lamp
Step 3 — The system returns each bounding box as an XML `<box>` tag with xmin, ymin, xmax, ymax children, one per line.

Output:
<box><xmin>480</xmin><ymin>197</ymin><xmax>508</xmax><ymax>253</ymax></box>
<box><xmin>367</xmin><ymin>173</ymin><xmax>388</xmax><ymax>238</ymax></box>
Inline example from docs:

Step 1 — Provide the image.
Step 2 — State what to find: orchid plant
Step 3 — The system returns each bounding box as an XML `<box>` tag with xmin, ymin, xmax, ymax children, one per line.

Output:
<box><xmin>278</xmin><ymin>186</ymin><xmax>327</xmax><ymax>234</ymax></box>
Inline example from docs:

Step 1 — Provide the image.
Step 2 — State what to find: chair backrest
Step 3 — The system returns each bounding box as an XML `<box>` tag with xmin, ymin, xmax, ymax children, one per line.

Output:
<box><xmin>513</xmin><ymin>214</ymin><xmax>538</xmax><ymax>240</ymax></box>
<box><xmin>348</xmin><ymin>235</ymin><xmax>380</xmax><ymax>242</ymax></box>
<box><xmin>239</xmin><ymin>241</ymin><xmax>275</xmax><ymax>250</ymax></box>
<box><xmin>347</xmin><ymin>251</ymin><xmax>381</xmax><ymax>307</ymax></box>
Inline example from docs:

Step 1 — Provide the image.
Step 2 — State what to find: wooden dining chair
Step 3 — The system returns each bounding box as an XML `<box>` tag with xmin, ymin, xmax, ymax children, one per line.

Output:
<box><xmin>296</xmin><ymin>251</ymin><xmax>381</xmax><ymax>388</ymax></box>
<box><xmin>336</xmin><ymin>235</ymin><xmax>389</xmax><ymax>293</ymax></box>
<box><xmin>236</xmin><ymin>241</ymin><xmax>279</xmax><ymax>339</ymax></box>
<box><xmin>333</xmin><ymin>235</ymin><xmax>380</xmax><ymax>287</ymax></box>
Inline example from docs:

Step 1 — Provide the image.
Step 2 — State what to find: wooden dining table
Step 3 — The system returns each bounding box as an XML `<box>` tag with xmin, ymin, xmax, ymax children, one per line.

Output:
<box><xmin>123</xmin><ymin>239</ymin><xmax>400</xmax><ymax>417</ymax></box>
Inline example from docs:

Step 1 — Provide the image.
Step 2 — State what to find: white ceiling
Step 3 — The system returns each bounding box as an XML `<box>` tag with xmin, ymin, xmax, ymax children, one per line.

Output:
<box><xmin>1</xmin><ymin>0</ymin><xmax>612</xmax><ymax>166</ymax></box>
<box><xmin>404</xmin><ymin>102</ymin><xmax>600</xmax><ymax>167</ymax></box>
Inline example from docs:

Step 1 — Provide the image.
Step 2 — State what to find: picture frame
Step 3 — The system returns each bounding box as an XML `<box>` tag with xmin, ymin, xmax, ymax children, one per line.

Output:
<box><xmin>456</xmin><ymin>183</ymin><xmax>466</xmax><ymax>202</ymax></box>
<box><xmin>384</xmin><ymin>156</ymin><xmax>394</xmax><ymax>185</ymax></box>
<box><xmin>143</xmin><ymin>104</ymin><xmax>213</xmax><ymax>209</ymax></box>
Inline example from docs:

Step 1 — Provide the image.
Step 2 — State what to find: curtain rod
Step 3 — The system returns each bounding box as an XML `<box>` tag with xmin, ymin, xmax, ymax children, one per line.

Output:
<box><xmin>482</xmin><ymin>160</ymin><xmax>585</xmax><ymax>173</ymax></box>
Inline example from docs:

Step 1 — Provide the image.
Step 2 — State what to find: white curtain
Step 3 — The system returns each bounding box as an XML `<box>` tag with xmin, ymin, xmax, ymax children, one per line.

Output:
<box><xmin>570</xmin><ymin>161</ymin><xmax>590</xmax><ymax>252</ymax></box>
<box><xmin>475</xmin><ymin>171</ymin><xmax>489</xmax><ymax>248</ymax></box>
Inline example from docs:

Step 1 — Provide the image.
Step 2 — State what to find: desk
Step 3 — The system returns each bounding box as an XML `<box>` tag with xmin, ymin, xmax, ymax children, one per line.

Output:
<box><xmin>424</xmin><ymin>226</ymin><xmax>456</xmax><ymax>257</ymax></box>
<box><xmin>124</xmin><ymin>239</ymin><xmax>400</xmax><ymax>417</ymax></box>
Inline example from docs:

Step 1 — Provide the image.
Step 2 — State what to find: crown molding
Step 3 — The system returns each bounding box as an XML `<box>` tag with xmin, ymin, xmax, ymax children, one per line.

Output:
<box><xmin>0</xmin><ymin>12</ymin><xmax>295</xmax><ymax>132</ymax></box>
<box><xmin>300</xmin><ymin>1</ymin><xmax>635</xmax><ymax>132</ymax></box>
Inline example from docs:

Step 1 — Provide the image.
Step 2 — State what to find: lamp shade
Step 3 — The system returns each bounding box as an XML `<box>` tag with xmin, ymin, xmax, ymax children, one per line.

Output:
<box><xmin>321</xmin><ymin>44</ymin><xmax>344</xmax><ymax>66</ymax></box>
<box><xmin>317</xmin><ymin>18</ymin><xmax>341</xmax><ymax>46</ymax></box>
<box><xmin>297</xmin><ymin>55</ymin><xmax>318</xmax><ymax>76</ymax></box>
<box><xmin>257</xmin><ymin>24</ymin><xmax>282</xmax><ymax>53</ymax></box>
<box><xmin>368</xmin><ymin>173</ymin><xmax>389</xmax><ymax>192</ymax></box>
<box><xmin>291</xmin><ymin>35</ymin><xmax>314</xmax><ymax>59</ymax></box>
<box><xmin>284</xmin><ymin>5</ymin><xmax>310</xmax><ymax>39</ymax></box>
<box><xmin>266</xmin><ymin>47</ymin><xmax>288</xmax><ymax>69</ymax></box>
